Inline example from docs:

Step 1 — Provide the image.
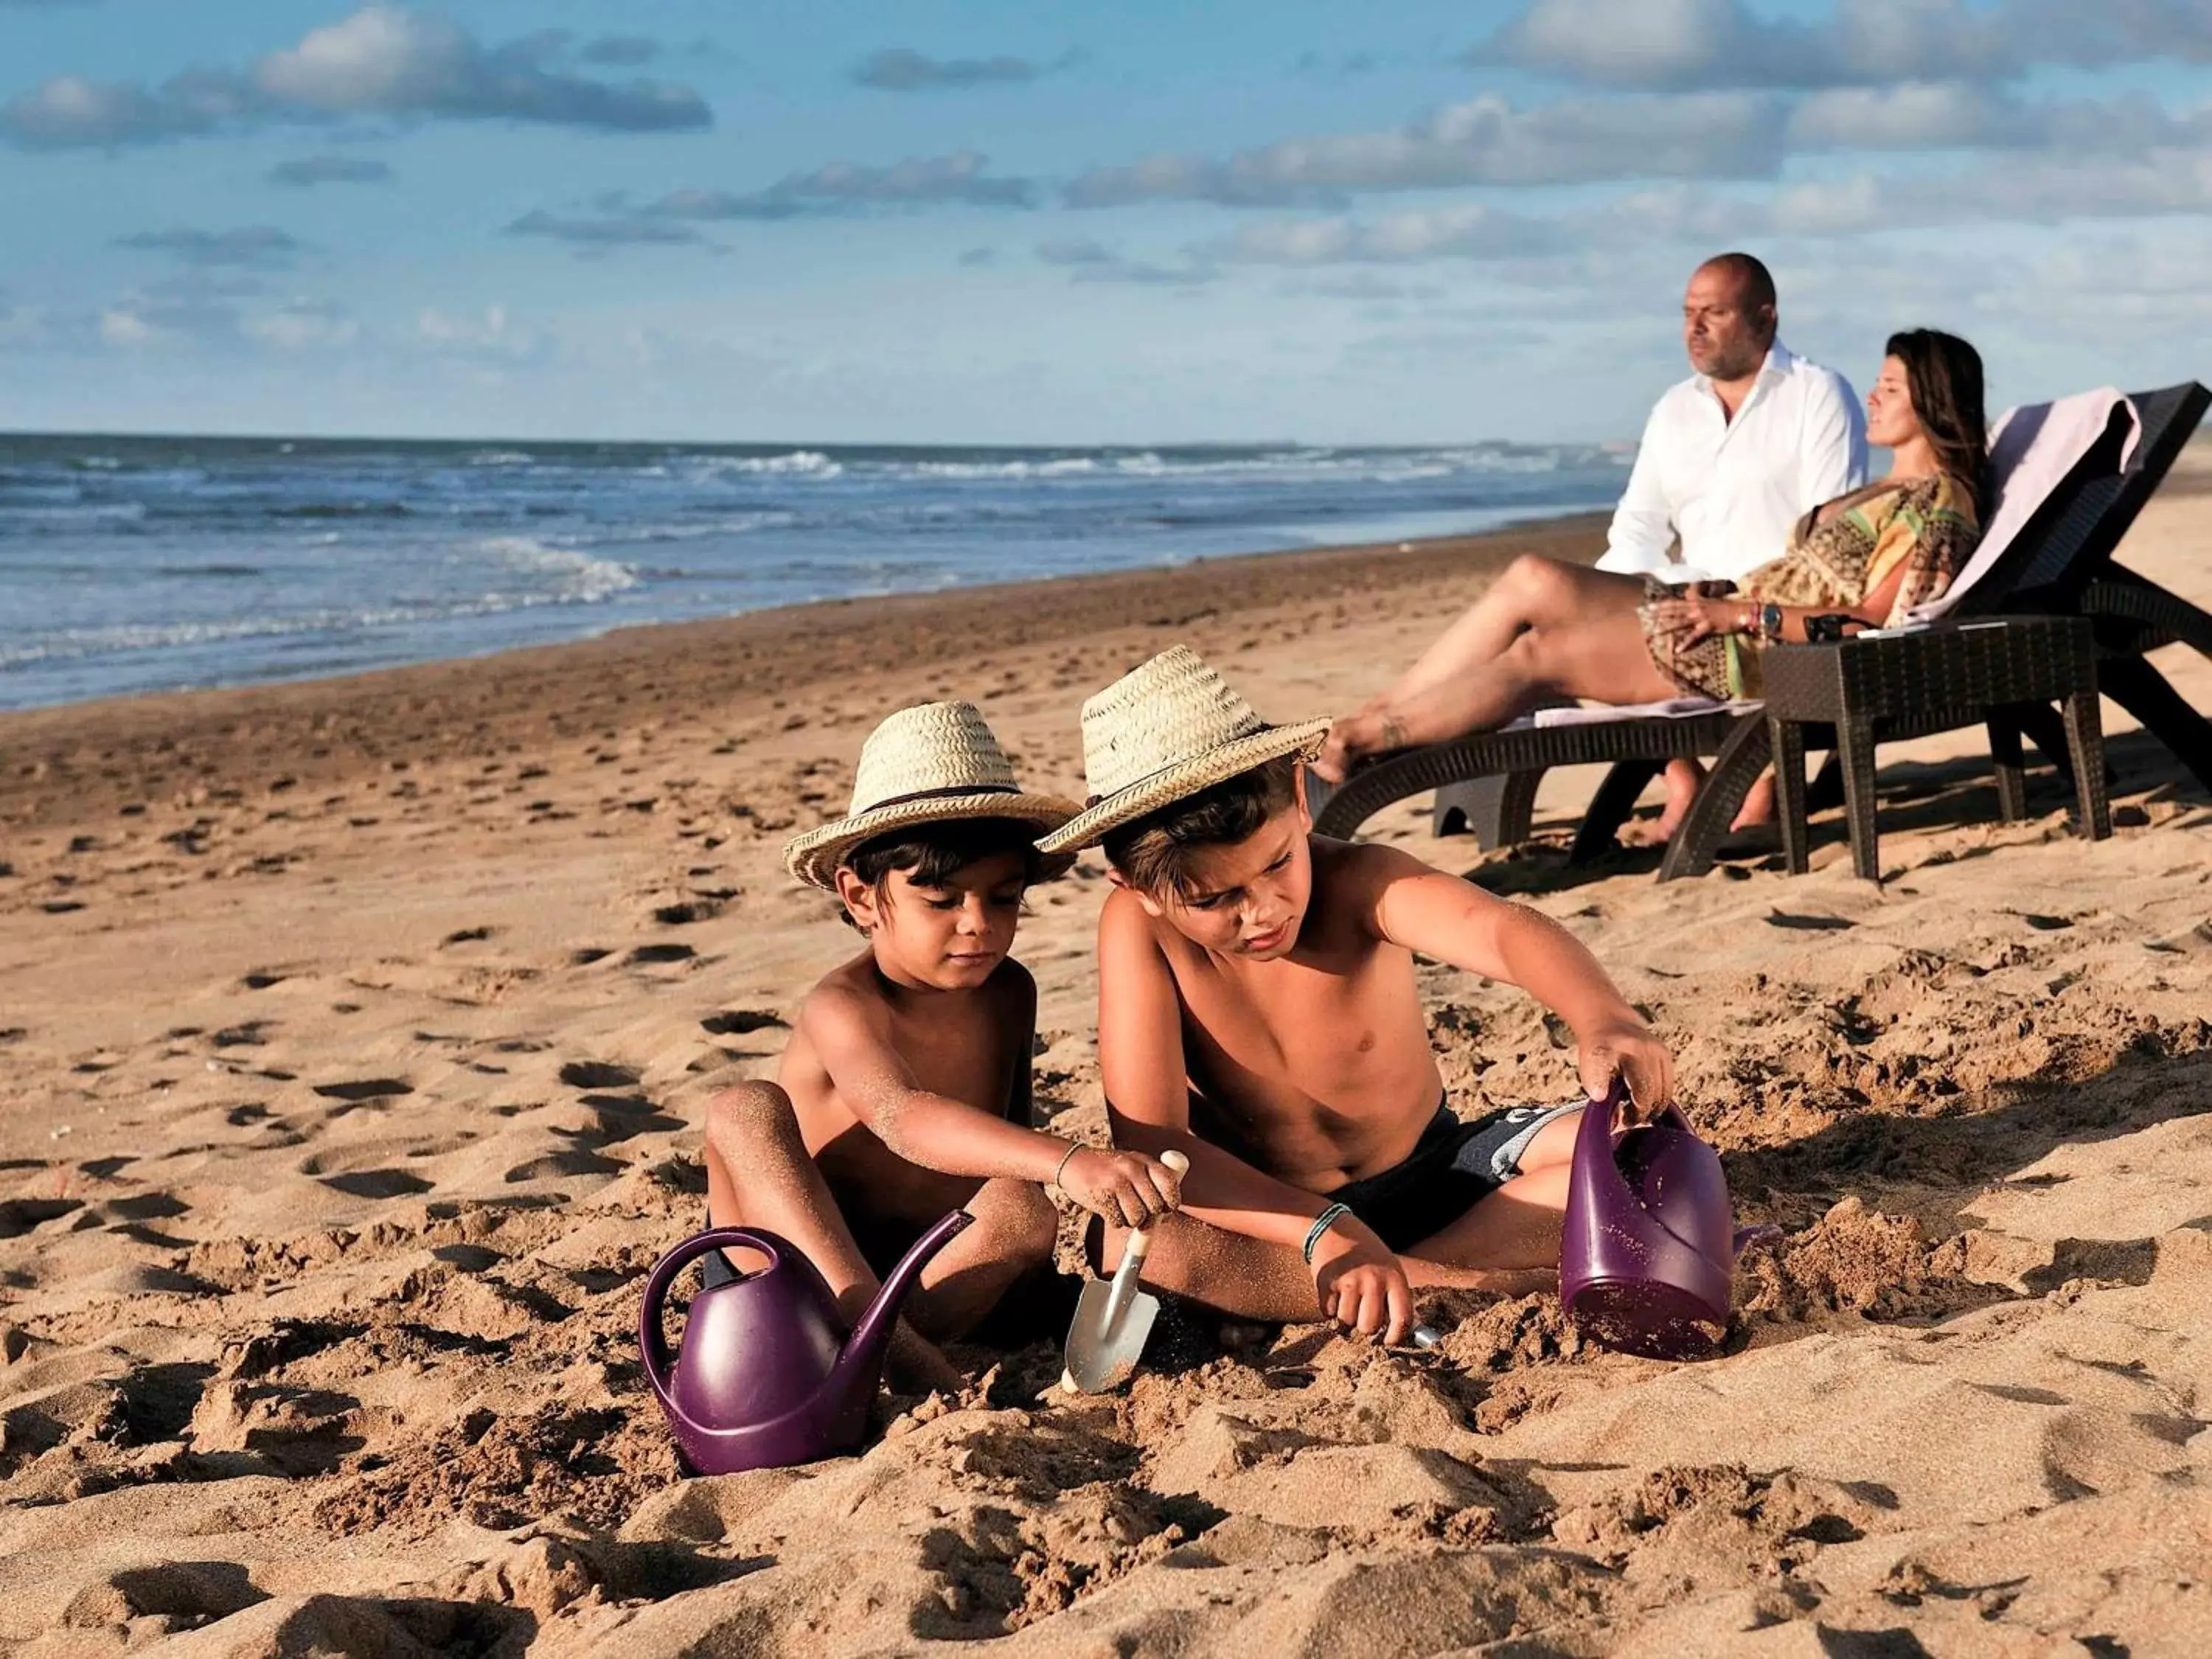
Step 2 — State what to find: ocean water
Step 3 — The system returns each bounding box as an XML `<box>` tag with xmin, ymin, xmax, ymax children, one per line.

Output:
<box><xmin>0</xmin><ymin>434</ymin><xmax>1628</xmax><ymax>712</ymax></box>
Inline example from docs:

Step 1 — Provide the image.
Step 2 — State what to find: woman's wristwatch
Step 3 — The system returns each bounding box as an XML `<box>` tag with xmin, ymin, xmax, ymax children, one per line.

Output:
<box><xmin>1739</xmin><ymin>599</ymin><xmax>1784</xmax><ymax>641</ymax></box>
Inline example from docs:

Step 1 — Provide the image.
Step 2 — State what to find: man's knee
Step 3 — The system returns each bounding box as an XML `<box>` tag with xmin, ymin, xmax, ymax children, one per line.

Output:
<box><xmin>1504</xmin><ymin>552</ymin><xmax>1568</xmax><ymax>603</ymax></box>
<box><xmin>969</xmin><ymin>1177</ymin><xmax>1060</xmax><ymax>1264</ymax></box>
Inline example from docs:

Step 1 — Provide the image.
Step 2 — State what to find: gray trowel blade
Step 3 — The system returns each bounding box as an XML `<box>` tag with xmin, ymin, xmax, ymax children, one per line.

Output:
<box><xmin>1062</xmin><ymin>1268</ymin><xmax>1165</xmax><ymax>1394</ymax></box>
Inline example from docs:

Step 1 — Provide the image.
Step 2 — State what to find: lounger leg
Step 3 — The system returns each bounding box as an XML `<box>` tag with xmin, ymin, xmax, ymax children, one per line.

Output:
<box><xmin>1769</xmin><ymin>716</ymin><xmax>1810</xmax><ymax>875</ymax></box>
<box><xmin>1988</xmin><ymin>711</ymin><xmax>2028</xmax><ymax>824</ymax></box>
<box><xmin>1432</xmin><ymin>771</ymin><xmax>1540</xmax><ymax>849</ymax></box>
<box><xmin>1835</xmin><ymin>713</ymin><xmax>1881</xmax><ymax>882</ymax></box>
<box><xmin>2098</xmin><ymin>655</ymin><xmax>2212</xmax><ymax>795</ymax></box>
<box><xmin>2061</xmin><ymin>688</ymin><xmax>2112</xmax><ymax>841</ymax></box>
<box><xmin>2011</xmin><ymin>702</ymin><xmax>2084</xmax><ymax>792</ymax></box>
<box><xmin>1659</xmin><ymin>715</ymin><xmax>1769</xmax><ymax>881</ymax></box>
<box><xmin>1570</xmin><ymin>760</ymin><xmax>1662</xmax><ymax>864</ymax></box>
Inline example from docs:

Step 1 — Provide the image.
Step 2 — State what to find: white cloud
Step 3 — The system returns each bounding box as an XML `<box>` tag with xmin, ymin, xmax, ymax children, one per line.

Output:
<box><xmin>1475</xmin><ymin>0</ymin><xmax>2212</xmax><ymax>92</ymax></box>
<box><xmin>3</xmin><ymin>4</ymin><xmax>711</xmax><ymax>149</ymax></box>
<box><xmin>852</xmin><ymin>47</ymin><xmax>1077</xmax><ymax>91</ymax></box>
<box><xmin>1786</xmin><ymin>83</ymin><xmax>2212</xmax><ymax>154</ymax></box>
<box><xmin>507</xmin><ymin>153</ymin><xmax>1037</xmax><ymax>250</ymax></box>
<box><xmin>115</xmin><ymin>226</ymin><xmax>305</xmax><ymax>268</ymax></box>
<box><xmin>267</xmin><ymin>153</ymin><xmax>393</xmax><ymax>186</ymax></box>
<box><xmin>1206</xmin><ymin>202</ymin><xmax>1562</xmax><ymax>265</ymax></box>
<box><xmin>242</xmin><ymin>299</ymin><xmax>360</xmax><ymax>350</ymax></box>
<box><xmin>1065</xmin><ymin>91</ymin><xmax>1788</xmax><ymax>206</ymax></box>
<box><xmin>415</xmin><ymin>304</ymin><xmax>552</xmax><ymax>363</ymax></box>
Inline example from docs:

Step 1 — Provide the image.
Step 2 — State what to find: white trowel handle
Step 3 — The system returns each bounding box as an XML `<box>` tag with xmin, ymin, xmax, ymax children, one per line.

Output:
<box><xmin>1100</xmin><ymin>1149</ymin><xmax>1187</xmax><ymax>1321</ymax></box>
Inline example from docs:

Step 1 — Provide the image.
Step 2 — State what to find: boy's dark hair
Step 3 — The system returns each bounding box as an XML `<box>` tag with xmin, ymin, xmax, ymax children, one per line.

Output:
<box><xmin>1101</xmin><ymin>752</ymin><xmax>1301</xmax><ymax>898</ymax></box>
<box><xmin>839</xmin><ymin>816</ymin><xmax>1045</xmax><ymax>929</ymax></box>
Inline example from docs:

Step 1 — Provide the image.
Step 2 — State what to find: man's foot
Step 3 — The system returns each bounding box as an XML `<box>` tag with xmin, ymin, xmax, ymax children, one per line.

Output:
<box><xmin>1618</xmin><ymin>757</ymin><xmax>1705</xmax><ymax>848</ymax></box>
<box><xmin>1731</xmin><ymin>771</ymin><xmax>1776</xmax><ymax>832</ymax></box>
<box><xmin>1314</xmin><ymin>709</ymin><xmax>1403</xmax><ymax>784</ymax></box>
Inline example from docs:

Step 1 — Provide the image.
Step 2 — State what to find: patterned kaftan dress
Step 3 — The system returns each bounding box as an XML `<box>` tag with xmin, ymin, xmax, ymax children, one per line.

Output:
<box><xmin>1639</xmin><ymin>471</ymin><xmax>1982</xmax><ymax>700</ymax></box>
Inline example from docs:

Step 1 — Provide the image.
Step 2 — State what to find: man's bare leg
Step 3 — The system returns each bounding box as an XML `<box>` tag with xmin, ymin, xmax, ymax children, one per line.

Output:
<box><xmin>1619</xmin><ymin>758</ymin><xmax>1708</xmax><ymax>848</ymax></box>
<box><xmin>1317</xmin><ymin>558</ymin><xmax>1654</xmax><ymax>782</ymax></box>
<box><xmin>706</xmin><ymin>1082</ymin><xmax>1055</xmax><ymax>1389</ymax></box>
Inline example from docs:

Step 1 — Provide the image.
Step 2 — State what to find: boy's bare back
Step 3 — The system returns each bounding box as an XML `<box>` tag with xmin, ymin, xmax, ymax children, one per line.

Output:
<box><xmin>1102</xmin><ymin>834</ymin><xmax>1467</xmax><ymax>1192</ymax></box>
<box><xmin>779</xmin><ymin>950</ymin><xmax>1034</xmax><ymax>1222</ymax></box>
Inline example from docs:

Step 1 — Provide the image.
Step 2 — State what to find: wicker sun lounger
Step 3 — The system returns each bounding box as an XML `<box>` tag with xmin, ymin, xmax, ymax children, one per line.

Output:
<box><xmin>1310</xmin><ymin>380</ymin><xmax>2210</xmax><ymax>875</ymax></box>
<box><xmin>1659</xmin><ymin>378</ymin><xmax>2211</xmax><ymax>879</ymax></box>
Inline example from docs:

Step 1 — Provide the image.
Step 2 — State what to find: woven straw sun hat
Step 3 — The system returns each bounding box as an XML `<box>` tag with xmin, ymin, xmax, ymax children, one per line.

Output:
<box><xmin>1039</xmin><ymin>645</ymin><xmax>1329</xmax><ymax>855</ymax></box>
<box><xmin>783</xmin><ymin>701</ymin><xmax>1082</xmax><ymax>891</ymax></box>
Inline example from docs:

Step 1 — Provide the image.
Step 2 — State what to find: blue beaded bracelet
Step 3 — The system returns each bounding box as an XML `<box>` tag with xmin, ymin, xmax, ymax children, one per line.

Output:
<box><xmin>1302</xmin><ymin>1203</ymin><xmax>1351</xmax><ymax>1265</ymax></box>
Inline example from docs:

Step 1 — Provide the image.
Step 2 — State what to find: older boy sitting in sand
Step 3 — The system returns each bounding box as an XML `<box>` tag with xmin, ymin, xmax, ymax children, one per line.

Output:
<box><xmin>704</xmin><ymin>702</ymin><xmax>1182</xmax><ymax>1388</ymax></box>
<box><xmin>1046</xmin><ymin>647</ymin><xmax>1674</xmax><ymax>1347</ymax></box>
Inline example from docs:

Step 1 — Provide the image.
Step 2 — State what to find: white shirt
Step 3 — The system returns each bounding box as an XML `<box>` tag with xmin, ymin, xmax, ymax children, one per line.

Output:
<box><xmin>1598</xmin><ymin>340</ymin><xmax>1868</xmax><ymax>585</ymax></box>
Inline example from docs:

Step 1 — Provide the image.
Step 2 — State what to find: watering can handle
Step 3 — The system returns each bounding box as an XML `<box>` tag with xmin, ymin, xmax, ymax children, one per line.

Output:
<box><xmin>1587</xmin><ymin>1075</ymin><xmax>1691</xmax><ymax>1135</ymax></box>
<box><xmin>636</xmin><ymin>1226</ymin><xmax>788</xmax><ymax>1415</ymax></box>
<box><xmin>1571</xmin><ymin>1077</ymin><xmax>1693</xmax><ymax>1214</ymax></box>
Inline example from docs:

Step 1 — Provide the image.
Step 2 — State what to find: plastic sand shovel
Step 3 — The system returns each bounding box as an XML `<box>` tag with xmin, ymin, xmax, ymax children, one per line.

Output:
<box><xmin>1062</xmin><ymin>1150</ymin><xmax>1189</xmax><ymax>1394</ymax></box>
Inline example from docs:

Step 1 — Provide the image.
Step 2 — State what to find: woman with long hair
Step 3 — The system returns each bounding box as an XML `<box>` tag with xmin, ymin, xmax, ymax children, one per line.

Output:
<box><xmin>1315</xmin><ymin>329</ymin><xmax>1989</xmax><ymax>841</ymax></box>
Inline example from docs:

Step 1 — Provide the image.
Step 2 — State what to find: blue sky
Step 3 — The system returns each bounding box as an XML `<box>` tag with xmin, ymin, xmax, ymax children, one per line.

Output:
<box><xmin>3</xmin><ymin>0</ymin><xmax>2211</xmax><ymax>444</ymax></box>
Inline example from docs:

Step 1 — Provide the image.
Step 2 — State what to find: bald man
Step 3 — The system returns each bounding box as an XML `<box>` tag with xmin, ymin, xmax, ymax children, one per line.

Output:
<box><xmin>1599</xmin><ymin>253</ymin><xmax>1867</xmax><ymax>586</ymax></box>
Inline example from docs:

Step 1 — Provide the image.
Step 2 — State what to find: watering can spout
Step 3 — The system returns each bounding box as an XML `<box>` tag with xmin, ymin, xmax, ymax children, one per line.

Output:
<box><xmin>826</xmin><ymin>1208</ymin><xmax>973</xmax><ymax>1408</ymax></box>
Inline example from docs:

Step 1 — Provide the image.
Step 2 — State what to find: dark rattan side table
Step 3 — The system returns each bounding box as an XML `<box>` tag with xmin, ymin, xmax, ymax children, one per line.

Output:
<box><xmin>1761</xmin><ymin>615</ymin><xmax>2112</xmax><ymax>881</ymax></box>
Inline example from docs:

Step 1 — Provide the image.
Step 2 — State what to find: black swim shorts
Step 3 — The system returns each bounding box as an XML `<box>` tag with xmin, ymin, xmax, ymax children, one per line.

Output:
<box><xmin>1327</xmin><ymin>1099</ymin><xmax>1583</xmax><ymax>1253</ymax></box>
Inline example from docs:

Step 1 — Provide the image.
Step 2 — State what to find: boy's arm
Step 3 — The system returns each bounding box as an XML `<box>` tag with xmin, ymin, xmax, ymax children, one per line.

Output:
<box><xmin>1099</xmin><ymin>892</ymin><xmax>1417</xmax><ymax>1340</ymax></box>
<box><xmin>807</xmin><ymin>983</ymin><xmax>1175</xmax><ymax>1225</ymax></box>
<box><xmin>1358</xmin><ymin>845</ymin><xmax>1675</xmax><ymax>1116</ymax></box>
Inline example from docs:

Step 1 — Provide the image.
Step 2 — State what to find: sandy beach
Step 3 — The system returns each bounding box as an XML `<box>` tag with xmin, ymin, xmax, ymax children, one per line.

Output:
<box><xmin>2</xmin><ymin>461</ymin><xmax>2209</xmax><ymax>1658</ymax></box>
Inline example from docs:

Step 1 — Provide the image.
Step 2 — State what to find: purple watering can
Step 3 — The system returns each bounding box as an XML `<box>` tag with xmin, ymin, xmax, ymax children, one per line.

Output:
<box><xmin>639</xmin><ymin>1210</ymin><xmax>972</xmax><ymax>1475</ymax></box>
<box><xmin>1560</xmin><ymin>1082</ymin><xmax>1770</xmax><ymax>1362</ymax></box>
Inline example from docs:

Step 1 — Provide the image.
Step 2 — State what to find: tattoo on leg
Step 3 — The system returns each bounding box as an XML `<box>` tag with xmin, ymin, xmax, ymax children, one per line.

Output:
<box><xmin>1379</xmin><ymin>716</ymin><xmax>1408</xmax><ymax>753</ymax></box>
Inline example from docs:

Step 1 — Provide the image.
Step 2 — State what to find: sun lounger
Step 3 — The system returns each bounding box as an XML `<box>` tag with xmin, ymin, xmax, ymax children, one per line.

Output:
<box><xmin>1310</xmin><ymin>380</ymin><xmax>2210</xmax><ymax>875</ymax></box>
<box><xmin>1658</xmin><ymin>379</ymin><xmax>2211</xmax><ymax>878</ymax></box>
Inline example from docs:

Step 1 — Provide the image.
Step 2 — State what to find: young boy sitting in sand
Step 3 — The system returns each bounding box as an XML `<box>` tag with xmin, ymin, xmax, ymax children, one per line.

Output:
<box><xmin>703</xmin><ymin>701</ymin><xmax>1182</xmax><ymax>1388</ymax></box>
<box><xmin>1043</xmin><ymin>647</ymin><xmax>1675</xmax><ymax>1348</ymax></box>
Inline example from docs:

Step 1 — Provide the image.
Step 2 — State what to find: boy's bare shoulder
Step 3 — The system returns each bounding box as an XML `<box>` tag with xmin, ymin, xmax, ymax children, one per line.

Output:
<box><xmin>1100</xmin><ymin>882</ymin><xmax>1163</xmax><ymax>943</ymax></box>
<box><xmin>799</xmin><ymin>952</ymin><xmax>892</xmax><ymax>1029</ymax></box>
<box><xmin>1307</xmin><ymin>835</ymin><xmax>1439</xmax><ymax>924</ymax></box>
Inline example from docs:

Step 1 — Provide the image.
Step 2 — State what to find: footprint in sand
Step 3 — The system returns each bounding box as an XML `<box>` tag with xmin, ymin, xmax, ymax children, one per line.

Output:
<box><xmin>651</xmin><ymin>900</ymin><xmax>725</xmax><ymax>926</ymax></box>
<box><xmin>504</xmin><ymin>1149</ymin><xmax>625</xmax><ymax>1183</ymax></box>
<box><xmin>700</xmin><ymin>1009</ymin><xmax>786</xmax><ymax>1037</ymax></box>
<box><xmin>317</xmin><ymin>1169</ymin><xmax>435</xmax><ymax>1200</ymax></box>
<box><xmin>557</xmin><ymin>1061</ymin><xmax>640</xmax><ymax>1090</ymax></box>
<box><xmin>310</xmin><ymin>1078</ymin><xmax>414</xmax><ymax>1102</ymax></box>
<box><xmin>566</xmin><ymin>1095</ymin><xmax>684</xmax><ymax>1144</ymax></box>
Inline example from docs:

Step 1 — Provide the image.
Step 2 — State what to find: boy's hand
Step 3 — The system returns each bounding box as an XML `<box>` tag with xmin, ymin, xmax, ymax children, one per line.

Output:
<box><xmin>1576</xmin><ymin>1016</ymin><xmax>1675</xmax><ymax>1123</ymax></box>
<box><xmin>1309</xmin><ymin>1214</ymin><xmax>1413</xmax><ymax>1345</ymax></box>
<box><xmin>1060</xmin><ymin>1147</ymin><xmax>1182</xmax><ymax>1228</ymax></box>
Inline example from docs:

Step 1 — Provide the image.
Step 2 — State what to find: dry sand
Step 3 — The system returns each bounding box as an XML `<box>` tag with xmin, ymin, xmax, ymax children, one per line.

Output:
<box><xmin>1</xmin><ymin>470</ymin><xmax>2209</xmax><ymax>1657</ymax></box>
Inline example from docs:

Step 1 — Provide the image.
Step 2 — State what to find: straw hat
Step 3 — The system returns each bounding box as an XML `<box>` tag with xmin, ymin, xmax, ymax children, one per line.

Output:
<box><xmin>783</xmin><ymin>701</ymin><xmax>1082</xmax><ymax>891</ymax></box>
<box><xmin>1039</xmin><ymin>646</ymin><xmax>1329</xmax><ymax>854</ymax></box>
